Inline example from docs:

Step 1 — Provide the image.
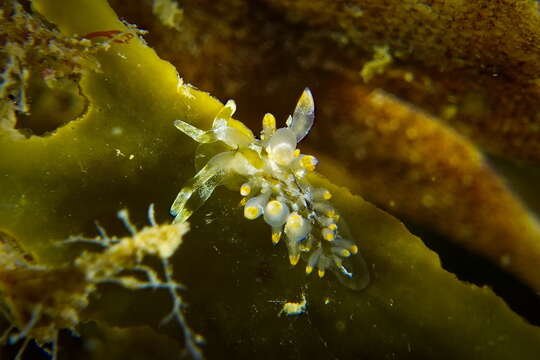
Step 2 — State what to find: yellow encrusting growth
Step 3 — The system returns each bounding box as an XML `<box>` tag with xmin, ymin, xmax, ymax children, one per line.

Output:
<box><xmin>152</xmin><ymin>0</ymin><xmax>184</xmax><ymax>29</ymax></box>
<box><xmin>360</xmin><ymin>45</ymin><xmax>393</xmax><ymax>83</ymax></box>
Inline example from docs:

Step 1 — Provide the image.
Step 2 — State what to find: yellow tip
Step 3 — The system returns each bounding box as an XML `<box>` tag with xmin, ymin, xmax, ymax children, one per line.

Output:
<box><xmin>323</xmin><ymin>191</ymin><xmax>332</xmax><ymax>200</ymax></box>
<box><xmin>272</xmin><ymin>232</ymin><xmax>281</xmax><ymax>244</ymax></box>
<box><xmin>328</xmin><ymin>223</ymin><xmax>337</xmax><ymax>231</ymax></box>
<box><xmin>240</xmin><ymin>184</ymin><xmax>251</xmax><ymax>196</ymax></box>
<box><xmin>326</xmin><ymin>210</ymin><xmax>336</xmax><ymax>218</ymax></box>
<box><xmin>300</xmin><ymin>155</ymin><xmax>317</xmax><ymax>171</ymax></box>
<box><xmin>244</xmin><ymin>206</ymin><xmax>260</xmax><ymax>220</ymax></box>
<box><xmin>318</xmin><ymin>269</ymin><xmax>325</xmax><ymax>278</ymax></box>
<box><xmin>263</xmin><ymin>113</ymin><xmax>276</xmax><ymax>130</ymax></box>
<box><xmin>287</xmin><ymin>214</ymin><xmax>303</xmax><ymax>229</ymax></box>
<box><xmin>239</xmin><ymin>197</ymin><xmax>247</xmax><ymax>206</ymax></box>
<box><xmin>299</xmin><ymin>242</ymin><xmax>312</xmax><ymax>252</ymax></box>
<box><xmin>341</xmin><ymin>249</ymin><xmax>351</xmax><ymax>257</ymax></box>
<box><xmin>305</xmin><ymin>266</ymin><xmax>313</xmax><ymax>275</ymax></box>
<box><xmin>350</xmin><ymin>245</ymin><xmax>358</xmax><ymax>254</ymax></box>
<box><xmin>323</xmin><ymin>229</ymin><xmax>335</xmax><ymax>241</ymax></box>
<box><xmin>289</xmin><ymin>254</ymin><xmax>300</xmax><ymax>266</ymax></box>
<box><xmin>294</xmin><ymin>149</ymin><xmax>301</xmax><ymax>158</ymax></box>
<box><xmin>267</xmin><ymin>200</ymin><xmax>283</xmax><ymax>216</ymax></box>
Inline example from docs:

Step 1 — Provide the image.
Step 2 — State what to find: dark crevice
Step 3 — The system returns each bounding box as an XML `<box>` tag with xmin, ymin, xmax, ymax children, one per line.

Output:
<box><xmin>402</xmin><ymin>220</ymin><xmax>540</xmax><ymax>326</ymax></box>
<box><xmin>485</xmin><ymin>154</ymin><xmax>540</xmax><ymax>217</ymax></box>
<box><xmin>15</xmin><ymin>75</ymin><xmax>89</xmax><ymax>137</ymax></box>
<box><xmin>0</xmin><ymin>327</ymin><xmax>87</xmax><ymax>360</ymax></box>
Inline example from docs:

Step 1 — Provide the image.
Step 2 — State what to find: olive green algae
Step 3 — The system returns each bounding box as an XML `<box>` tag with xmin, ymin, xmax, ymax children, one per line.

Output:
<box><xmin>173</xmin><ymin>180</ymin><xmax>540</xmax><ymax>359</ymax></box>
<box><xmin>0</xmin><ymin>0</ymin><xmax>539</xmax><ymax>359</ymax></box>
<box><xmin>1</xmin><ymin>0</ymin><xmax>222</xmax><ymax>262</ymax></box>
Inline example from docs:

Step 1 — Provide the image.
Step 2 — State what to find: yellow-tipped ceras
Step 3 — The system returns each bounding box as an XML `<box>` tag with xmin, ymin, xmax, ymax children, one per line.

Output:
<box><xmin>170</xmin><ymin>88</ymin><xmax>369</xmax><ymax>290</ymax></box>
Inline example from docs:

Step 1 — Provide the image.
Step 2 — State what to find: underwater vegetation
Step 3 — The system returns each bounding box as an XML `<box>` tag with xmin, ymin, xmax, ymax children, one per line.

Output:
<box><xmin>1</xmin><ymin>0</ymin><xmax>540</xmax><ymax>359</ymax></box>
<box><xmin>1</xmin><ymin>205</ymin><xmax>201</xmax><ymax>360</ymax></box>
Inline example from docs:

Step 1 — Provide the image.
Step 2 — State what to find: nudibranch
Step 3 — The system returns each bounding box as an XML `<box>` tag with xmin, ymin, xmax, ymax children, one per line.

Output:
<box><xmin>171</xmin><ymin>89</ymin><xmax>369</xmax><ymax>290</ymax></box>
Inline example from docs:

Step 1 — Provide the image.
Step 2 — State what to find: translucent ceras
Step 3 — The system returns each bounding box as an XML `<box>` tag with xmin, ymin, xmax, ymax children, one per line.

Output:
<box><xmin>171</xmin><ymin>88</ymin><xmax>369</xmax><ymax>290</ymax></box>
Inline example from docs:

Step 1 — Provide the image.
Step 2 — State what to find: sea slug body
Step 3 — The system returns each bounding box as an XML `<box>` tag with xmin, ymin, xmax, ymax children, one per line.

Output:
<box><xmin>171</xmin><ymin>89</ymin><xmax>369</xmax><ymax>290</ymax></box>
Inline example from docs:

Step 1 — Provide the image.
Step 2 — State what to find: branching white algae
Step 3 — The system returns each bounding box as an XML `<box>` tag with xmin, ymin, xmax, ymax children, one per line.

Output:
<box><xmin>0</xmin><ymin>206</ymin><xmax>203</xmax><ymax>360</ymax></box>
<box><xmin>171</xmin><ymin>89</ymin><xmax>370</xmax><ymax>290</ymax></box>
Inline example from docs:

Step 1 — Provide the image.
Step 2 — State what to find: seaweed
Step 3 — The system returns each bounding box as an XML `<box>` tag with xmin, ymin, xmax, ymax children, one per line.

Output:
<box><xmin>1</xmin><ymin>0</ymin><xmax>540</xmax><ymax>359</ymax></box>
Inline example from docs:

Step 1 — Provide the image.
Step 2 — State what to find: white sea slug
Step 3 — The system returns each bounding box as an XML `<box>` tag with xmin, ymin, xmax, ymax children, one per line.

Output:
<box><xmin>171</xmin><ymin>89</ymin><xmax>369</xmax><ymax>290</ymax></box>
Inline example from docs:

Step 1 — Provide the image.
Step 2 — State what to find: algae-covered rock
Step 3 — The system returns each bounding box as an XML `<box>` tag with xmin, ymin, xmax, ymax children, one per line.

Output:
<box><xmin>1</xmin><ymin>0</ymin><xmax>540</xmax><ymax>359</ymax></box>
